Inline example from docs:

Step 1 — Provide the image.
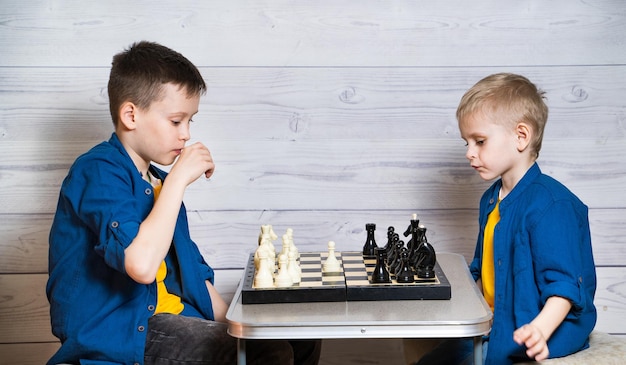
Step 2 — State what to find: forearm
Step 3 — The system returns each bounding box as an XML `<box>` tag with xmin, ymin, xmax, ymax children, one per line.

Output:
<box><xmin>530</xmin><ymin>296</ymin><xmax>572</xmax><ymax>340</ymax></box>
<box><xmin>124</xmin><ymin>178</ymin><xmax>186</xmax><ymax>283</ymax></box>
<box><xmin>206</xmin><ymin>281</ymin><xmax>229</xmax><ymax>322</ymax></box>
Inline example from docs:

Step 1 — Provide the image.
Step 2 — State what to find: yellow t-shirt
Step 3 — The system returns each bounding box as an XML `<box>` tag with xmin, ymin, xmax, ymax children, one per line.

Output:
<box><xmin>482</xmin><ymin>200</ymin><xmax>500</xmax><ymax>311</ymax></box>
<box><xmin>149</xmin><ymin>174</ymin><xmax>184</xmax><ymax>315</ymax></box>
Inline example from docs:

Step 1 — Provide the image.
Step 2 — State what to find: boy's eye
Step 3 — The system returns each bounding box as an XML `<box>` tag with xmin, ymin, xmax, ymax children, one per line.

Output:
<box><xmin>476</xmin><ymin>140</ymin><xmax>485</xmax><ymax>145</ymax></box>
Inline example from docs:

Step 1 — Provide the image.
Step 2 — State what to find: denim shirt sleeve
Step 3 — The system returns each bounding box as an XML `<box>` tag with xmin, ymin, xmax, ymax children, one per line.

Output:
<box><xmin>61</xmin><ymin>146</ymin><xmax>150</xmax><ymax>274</ymax></box>
<box><xmin>528</xmin><ymin>198</ymin><xmax>589</xmax><ymax>314</ymax></box>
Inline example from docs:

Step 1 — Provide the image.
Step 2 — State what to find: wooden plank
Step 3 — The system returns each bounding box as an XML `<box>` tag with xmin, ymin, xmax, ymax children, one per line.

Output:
<box><xmin>1</xmin><ymin>66</ymin><xmax>625</xmax><ymax>143</ymax></box>
<box><xmin>1</xmin><ymin>138</ymin><xmax>624</xmax><ymax>213</ymax></box>
<box><xmin>0</xmin><ymin>342</ymin><xmax>60</xmax><ymax>365</ymax></box>
<box><xmin>1</xmin><ymin>268</ymin><xmax>623</xmax><ymax>344</ymax></box>
<box><xmin>0</xmin><ymin>274</ymin><xmax>55</xmax><ymax>343</ymax></box>
<box><xmin>0</xmin><ymin>1</ymin><xmax>624</xmax><ymax>67</ymax></box>
<box><xmin>2</xmin><ymin>209</ymin><xmax>623</xmax><ymax>274</ymax></box>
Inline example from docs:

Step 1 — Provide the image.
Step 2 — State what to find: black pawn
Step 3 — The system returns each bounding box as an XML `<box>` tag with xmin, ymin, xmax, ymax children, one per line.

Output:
<box><xmin>371</xmin><ymin>247</ymin><xmax>391</xmax><ymax>283</ymax></box>
<box><xmin>396</xmin><ymin>250</ymin><xmax>415</xmax><ymax>283</ymax></box>
<box><xmin>362</xmin><ymin>223</ymin><xmax>378</xmax><ymax>259</ymax></box>
<box><xmin>382</xmin><ymin>226</ymin><xmax>395</xmax><ymax>253</ymax></box>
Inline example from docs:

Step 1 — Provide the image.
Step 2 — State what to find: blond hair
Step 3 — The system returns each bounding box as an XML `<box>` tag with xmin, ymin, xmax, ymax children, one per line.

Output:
<box><xmin>456</xmin><ymin>73</ymin><xmax>548</xmax><ymax>158</ymax></box>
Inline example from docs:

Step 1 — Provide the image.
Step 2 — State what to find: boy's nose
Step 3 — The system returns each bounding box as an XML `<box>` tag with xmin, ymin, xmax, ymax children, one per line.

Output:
<box><xmin>180</xmin><ymin>125</ymin><xmax>191</xmax><ymax>141</ymax></box>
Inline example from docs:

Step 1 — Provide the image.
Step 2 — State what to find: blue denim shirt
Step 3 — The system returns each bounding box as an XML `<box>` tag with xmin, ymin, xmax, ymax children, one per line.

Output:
<box><xmin>470</xmin><ymin>163</ymin><xmax>597</xmax><ymax>364</ymax></box>
<box><xmin>47</xmin><ymin>133</ymin><xmax>215</xmax><ymax>365</ymax></box>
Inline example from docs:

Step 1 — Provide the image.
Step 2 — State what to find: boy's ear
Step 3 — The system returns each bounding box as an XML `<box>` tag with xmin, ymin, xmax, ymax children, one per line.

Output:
<box><xmin>515</xmin><ymin>122</ymin><xmax>532</xmax><ymax>152</ymax></box>
<box><xmin>118</xmin><ymin>102</ymin><xmax>138</xmax><ymax>131</ymax></box>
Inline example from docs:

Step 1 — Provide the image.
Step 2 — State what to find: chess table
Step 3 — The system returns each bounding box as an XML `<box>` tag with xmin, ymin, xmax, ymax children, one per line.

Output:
<box><xmin>227</xmin><ymin>252</ymin><xmax>492</xmax><ymax>365</ymax></box>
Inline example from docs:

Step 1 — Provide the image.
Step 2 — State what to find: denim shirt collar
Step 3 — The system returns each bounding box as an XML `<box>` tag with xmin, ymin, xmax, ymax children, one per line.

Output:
<box><xmin>489</xmin><ymin>162</ymin><xmax>541</xmax><ymax>211</ymax></box>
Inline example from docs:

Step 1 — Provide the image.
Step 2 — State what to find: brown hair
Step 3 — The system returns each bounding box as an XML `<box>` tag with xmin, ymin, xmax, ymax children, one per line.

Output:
<box><xmin>107</xmin><ymin>41</ymin><xmax>206</xmax><ymax>126</ymax></box>
<box><xmin>456</xmin><ymin>73</ymin><xmax>548</xmax><ymax>158</ymax></box>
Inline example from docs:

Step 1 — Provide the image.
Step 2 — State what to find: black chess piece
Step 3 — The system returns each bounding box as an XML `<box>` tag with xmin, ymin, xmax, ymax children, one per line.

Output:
<box><xmin>371</xmin><ymin>247</ymin><xmax>391</xmax><ymax>283</ymax></box>
<box><xmin>396</xmin><ymin>250</ymin><xmax>415</xmax><ymax>283</ymax></box>
<box><xmin>414</xmin><ymin>226</ymin><xmax>437</xmax><ymax>279</ymax></box>
<box><xmin>390</xmin><ymin>245</ymin><xmax>407</xmax><ymax>276</ymax></box>
<box><xmin>382</xmin><ymin>226</ymin><xmax>395</xmax><ymax>253</ymax></box>
<box><xmin>387</xmin><ymin>240</ymin><xmax>404</xmax><ymax>273</ymax></box>
<box><xmin>403</xmin><ymin>217</ymin><xmax>420</xmax><ymax>252</ymax></box>
<box><xmin>362</xmin><ymin>223</ymin><xmax>378</xmax><ymax>259</ymax></box>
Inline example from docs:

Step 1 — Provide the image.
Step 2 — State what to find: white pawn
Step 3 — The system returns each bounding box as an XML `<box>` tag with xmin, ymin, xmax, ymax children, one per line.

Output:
<box><xmin>274</xmin><ymin>254</ymin><xmax>293</xmax><ymax>287</ymax></box>
<box><xmin>287</xmin><ymin>250</ymin><xmax>301</xmax><ymax>284</ymax></box>
<box><xmin>323</xmin><ymin>241</ymin><xmax>341</xmax><ymax>273</ymax></box>
<box><xmin>254</xmin><ymin>250</ymin><xmax>274</xmax><ymax>288</ymax></box>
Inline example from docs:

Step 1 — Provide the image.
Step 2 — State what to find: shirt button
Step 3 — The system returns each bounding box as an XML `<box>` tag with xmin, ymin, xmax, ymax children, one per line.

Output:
<box><xmin>138</xmin><ymin>325</ymin><xmax>145</xmax><ymax>332</ymax></box>
<box><xmin>489</xmin><ymin>198</ymin><xmax>494</xmax><ymax>204</ymax></box>
<box><xmin>497</xmin><ymin>259</ymin><xmax>502</xmax><ymax>266</ymax></box>
<box><xmin>579</xmin><ymin>277</ymin><xmax>583</xmax><ymax>283</ymax></box>
<box><xmin>111</xmin><ymin>221</ymin><xmax>119</xmax><ymax>228</ymax></box>
<box><xmin>148</xmin><ymin>305</ymin><xmax>155</xmax><ymax>311</ymax></box>
<box><xmin>145</xmin><ymin>188</ymin><xmax>152</xmax><ymax>195</ymax></box>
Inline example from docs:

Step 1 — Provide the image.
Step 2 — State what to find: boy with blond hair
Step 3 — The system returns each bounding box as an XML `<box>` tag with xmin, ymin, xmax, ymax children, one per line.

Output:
<box><xmin>414</xmin><ymin>73</ymin><xmax>596</xmax><ymax>364</ymax></box>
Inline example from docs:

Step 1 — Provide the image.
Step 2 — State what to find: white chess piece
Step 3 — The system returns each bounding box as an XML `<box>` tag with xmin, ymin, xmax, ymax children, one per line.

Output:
<box><xmin>254</xmin><ymin>234</ymin><xmax>274</xmax><ymax>269</ymax></box>
<box><xmin>287</xmin><ymin>250</ymin><xmax>301</xmax><ymax>284</ymax></box>
<box><xmin>274</xmin><ymin>254</ymin><xmax>293</xmax><ymax>287</ymax></box>
<box><xmin>280</xmin><ymin>234</ymin><xmax>291</xmax><ymax>258</ymax></box>
<box><xmin>323</xmin><ymin>241</ymin><xmax>341</xmax><ymax>273</ymax></box>
<box><xmin>286</xmin><ymin>227</ymin><xmax>299</xmax><ymax>259</ymax></box>
<box><xmin>253</xmin><ymin>250</ymin><xmax>274</xmax><ymax>288</ymax></box>
<box><xmin>259</xmin><ymin>226</ymin><xmax>277</xmax><ymax>258</ymax></box>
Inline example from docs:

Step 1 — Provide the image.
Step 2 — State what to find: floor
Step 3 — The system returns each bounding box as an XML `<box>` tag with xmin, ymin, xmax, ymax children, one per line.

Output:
<box><xmin>319</xmin><ymin>338</ymin><xmax>407</xmax><ymax>365</ymax></box>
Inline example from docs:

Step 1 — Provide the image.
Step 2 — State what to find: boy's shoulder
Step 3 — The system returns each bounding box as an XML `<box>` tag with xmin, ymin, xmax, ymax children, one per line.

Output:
<box><xmin>68</xmin><ymin>136</ymin><xmax>133</xmax><ymax>179</ymax></box>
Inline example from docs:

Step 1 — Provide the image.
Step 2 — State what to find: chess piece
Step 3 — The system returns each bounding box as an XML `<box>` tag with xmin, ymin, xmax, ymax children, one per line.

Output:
<box><xmin>414</xmin><ymin>226</ymin><xmax>436</xmax><ymax>279</ymax></box>
<box><xmin>254</xmin><ymin>233</ymin><xmax>274</xmax><ymax>269</ymax></box>
<box><xmin>287</xmin><ymin>250</ymin><xmax>301</xmax><ymax>284</ymax></box>
<box><xmin>274</xmin><ymin>254</ymin><xmax>293</xmax><ymax>287</ymax></box>
<box><xmin>371</xmin><ymin>247</ymin><xmax>391</xmax><ymax>283</ymax></box>
<box><xmin>285</xmin><ymin>228</ymin><xmax>299</xmax><ymax>259</ymax></box>
<box><xmin>253</xmin><ymin>250</ymin><xmax>274</xmax><ymax>288</ymax></box>
<box><xmin>404</xmin><ymin>214</ymin><xmax>420</xmax><ymax>252</ymax></box>
<box><xmin>387</xmin><ymin>240</ymin><xmax>404</xmax><ymax>273</ymax></box>
<box><xmin>323</xmin><ymin>241</ymin><xmax>341</xmax><ymax>273</ymax></box>
<box><xmin>391</xmin><ymin>246</ymin><xmax>407</xmax><ymax>276</ymax></box>
<box><xmin>280</xmin><ymin>234</ymin><xmax>291</xmax><ymax>259</ymax></box>
<box><xmin>383</xmin><ymin>226</ymin><xmax>395</xmax><ymax>254</ymax></box>
<box><xmin>362</xmin><ymin>223</ymin><xmax>378</xmax><ymax>259</ymax></box>
<box><xmin>396</xmin><ymin>250</ymin><xmax>415</xmax><ymax>283</ymax></box>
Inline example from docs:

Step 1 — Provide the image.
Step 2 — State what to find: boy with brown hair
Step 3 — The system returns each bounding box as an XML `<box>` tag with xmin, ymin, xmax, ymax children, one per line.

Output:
<box><xmin>47</xmin><ymin>41</ymin><xmax>320</xmax><ymax>365</ymax></box>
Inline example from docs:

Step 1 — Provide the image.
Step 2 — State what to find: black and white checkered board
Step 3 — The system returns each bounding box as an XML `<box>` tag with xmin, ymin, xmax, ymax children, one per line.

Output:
<box><xmin>240</xmin><ymin>252</ymin><xmax>347</xmax><ymax>304</ymax></box>
<box><xmin>342</xmin><ymin>251</ymin><xmax>451</xmax><ymax>301</ymax></box>
<box><xmin>240</xmin><ymin>251</ymin><xmax>451</xmax><ymax>304</ymax></box>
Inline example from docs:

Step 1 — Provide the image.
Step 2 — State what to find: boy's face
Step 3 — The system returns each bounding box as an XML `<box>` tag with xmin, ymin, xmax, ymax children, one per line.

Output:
<box><xmin>129</xmin><ymin>83</ymin><xmax>200</xmax><ymax>168</ymax></box>
<box><xmin>459</xmin><ymin>111</ymin><xmax>522</xmax><ymax>182</ymax></box>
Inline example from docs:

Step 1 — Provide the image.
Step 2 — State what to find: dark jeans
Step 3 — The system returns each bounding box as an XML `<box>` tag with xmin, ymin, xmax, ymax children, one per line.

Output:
<box><xmin>145</xmin><ymin>313</ymin><xmax>321</xmax><ymax>365</ymax></box>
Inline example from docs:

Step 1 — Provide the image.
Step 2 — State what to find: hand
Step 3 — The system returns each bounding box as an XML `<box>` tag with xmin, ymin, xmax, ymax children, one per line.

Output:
<box><xmin>513</xmin><ymin>323</ymin><xmax>549</xmax><ymax>361</ymax></box>
<box><xmin>170</xmin><ymin>142</ymin><xmax>215</xmax><ymax>185</ymax></box>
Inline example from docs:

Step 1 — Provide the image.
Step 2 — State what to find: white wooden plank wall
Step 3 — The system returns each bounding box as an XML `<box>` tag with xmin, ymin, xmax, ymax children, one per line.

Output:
<box><xmin>1</xmin><ymin>1</ymin><xmax>625</xmax><ymax>364</ymax></box>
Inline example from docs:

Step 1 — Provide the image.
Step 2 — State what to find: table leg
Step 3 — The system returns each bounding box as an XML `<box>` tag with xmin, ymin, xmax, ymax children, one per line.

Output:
<box><xmin>237</xmin><ymin>338</ymin><xmax>246</xmax><ymax>365</ymax></box>
<box><xmin>473</xmin><ymin>336</ymin><xmax>482</xmax><ymax>364</ymax></box>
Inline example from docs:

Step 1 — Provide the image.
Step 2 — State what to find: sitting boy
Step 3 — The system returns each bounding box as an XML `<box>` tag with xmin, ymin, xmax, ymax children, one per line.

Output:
<box><xmin>46</xmin><ymin>41</ymin><xmax>320</xmax><ymax>365</ymax></box>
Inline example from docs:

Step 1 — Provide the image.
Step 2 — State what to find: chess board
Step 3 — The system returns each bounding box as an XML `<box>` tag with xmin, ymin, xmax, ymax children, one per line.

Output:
<box><xmin>240</xmin><ymin>251</ymin><xmax>451</xmax><ymax>304</ymax></box>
